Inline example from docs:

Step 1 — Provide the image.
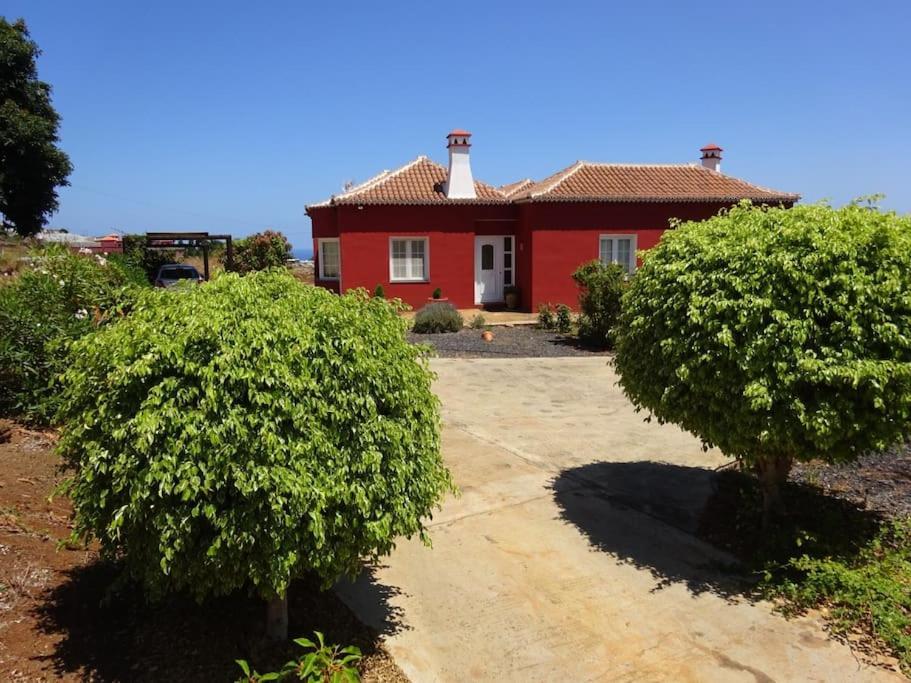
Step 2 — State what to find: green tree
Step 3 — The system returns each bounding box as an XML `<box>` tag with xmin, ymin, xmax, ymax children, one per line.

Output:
<box><xmin>227</xmin><ymin>229</ymin><xmax>292</xmax><ymax>273</ymax></box>
<box><xmin>56</xmin><ymin>271</ymin><xmax>453</xmax><ymax>639</ymax></box>
<box><xmin>615</xmin><ymin>200</ymin><xmax>911</xmax><ymax>525</ymax></box>
<box><xmin>0</xmin><ymin>18</ymin><xmax>72</xmax><ymax>236</ymax></box>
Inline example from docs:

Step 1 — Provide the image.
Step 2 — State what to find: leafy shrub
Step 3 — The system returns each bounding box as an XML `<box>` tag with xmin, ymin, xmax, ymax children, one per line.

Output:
<box><xmin>572</xmin><ymin>260</ymin><xmax>626</xmax><ymax>348</ymax></box>
<box><xmin>373</xmin><ymin>284</ymin><xmax>384</xmax><ymax>298</ymax></box>
<box><xmin>228</xmin><ymin>230</ymin><xmax>292</xmax><ymax>274</ymax></box>
<box><xmin>615</xmin><ymin>200</ymin><xmax>911</xmax><ymax>521</ymax></box>
<box><xmin>0</xmin><ymin>246</ymin><xmax>143</xmax><ymax>423</ymax></box>
<box><xmin>765</xmin><ymin>519</ymin><xmax>911</xmax><ymax>672</ymax></box>
<box><xmin>56</xmin><ymin>271</ymin><xmax>452</xmax><ymax>617</ymax></box>
<box><xmin>469</xmin><ymin>313</ymin><xmax>486</xmax><ymax>329</ymax></box>
<box><xmin>236</xmin><ymin>631</ymin><xmax>362</xmax><ymax>682</ymax></box>
<box><xmin>105</xmin><ymin>253</ymin><xmax>153</xmax><ymax>287</ymax></box>
<box><xmin>121</xmin><ymin>234</ymin><xmax>180</xmax><ymax>283</ymax></box>
<box><xmin>412</xmin><ymin>302</ymin><xmax>463</xmax><ymax>333</ymax></box>
<box><xmin>537</xmin><ymin>303</ymin><xmax>554</xmax><ymax>330</ymax></box>
<box><xmin>554</xmin><ymin>304</ymin><xmax>573</xmax><ymax>334</ymax></box>
<box><xmin>431</xmin><ymin>287</ymin><xmax>442</xmax><ymax>300</ymax></box>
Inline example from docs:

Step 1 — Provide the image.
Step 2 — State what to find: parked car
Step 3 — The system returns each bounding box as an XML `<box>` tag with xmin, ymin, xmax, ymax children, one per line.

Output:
<box><xmin>154</xmin><ymin>263</ymin><xmax>204</xmax><ymax>288</ymax></box>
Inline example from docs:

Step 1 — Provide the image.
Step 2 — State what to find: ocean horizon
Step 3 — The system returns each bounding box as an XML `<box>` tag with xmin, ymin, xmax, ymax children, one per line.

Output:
<box><xmin>291</xmin><ymin>246</ymin><xmax>312</xmax><ymax>261</ymax></box>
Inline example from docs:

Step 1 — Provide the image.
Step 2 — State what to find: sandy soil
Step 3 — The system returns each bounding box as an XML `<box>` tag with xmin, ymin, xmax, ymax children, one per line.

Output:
<box><xmin>0</xmin><ymin>420</ymin><xmax>406</xmax><ymax>682</ymax></box>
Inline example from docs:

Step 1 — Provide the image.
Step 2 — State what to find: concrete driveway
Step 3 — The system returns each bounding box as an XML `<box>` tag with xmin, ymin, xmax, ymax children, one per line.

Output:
<box><xmin>338</xmin><ymin>358</ymin><xmax>899</xmax><ymax>682</ymax></box>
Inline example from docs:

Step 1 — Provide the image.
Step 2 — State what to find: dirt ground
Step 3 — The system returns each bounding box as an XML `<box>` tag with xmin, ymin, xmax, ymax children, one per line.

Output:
<box><xmin>289</xmin><ymin>260</ymin><xmax>314</xmax><ymax>285</ymax></box>
<box><xmin>0</xmin><ymin>420</ymin><xmax>406</xmax><ymax>682</ymax></box>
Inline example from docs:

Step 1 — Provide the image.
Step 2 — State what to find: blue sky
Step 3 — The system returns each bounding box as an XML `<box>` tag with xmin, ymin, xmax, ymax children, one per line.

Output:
<box><xmin>4</xmin><ymin>0</ymin><xmax>910</xmax><ymax>250</ymax></box>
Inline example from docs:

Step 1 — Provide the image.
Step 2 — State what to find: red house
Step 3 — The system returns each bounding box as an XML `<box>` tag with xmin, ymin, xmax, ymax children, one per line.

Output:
<box><xmin>94</xmin><ymin>233</ymin><xmax>124</xmax><ymax>254</ymax></box>
<box><xmin>307</xmin><ymin>132</ymin><xmax>798</xmax><ymax>311</ymax></box>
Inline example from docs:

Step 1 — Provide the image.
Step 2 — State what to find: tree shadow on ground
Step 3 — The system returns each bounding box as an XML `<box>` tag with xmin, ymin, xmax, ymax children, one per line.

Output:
<box><xmin>551</xmin><ymin>460</ymin><xmax>885</xmax><ymax>601</ymax></box>
<box><xmin>334</xmin><ymin>563</ymin><xmax>410</xmax><ymax>638</ymax></box>
<box><xmin>31</xmin><ymin>559</ymin><xmax>402</xmax><ymax>682</ymax></box>
<box><xmin>545</xmin><ymin>334</ymin><xmax>611</xmax><ymax>354</ymax></box>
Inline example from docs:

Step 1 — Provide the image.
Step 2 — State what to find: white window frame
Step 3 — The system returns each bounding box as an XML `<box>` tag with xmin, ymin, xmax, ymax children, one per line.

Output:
<box><xmin>389</xmin><ymin>237</ymin><xmax>429</xmax><ymax>282</ymax></box>
<box><xmin>318</xmin><ymin>238</ymin><xmax>340</xmax><ymax>280</ymax></box>
<box><xmin>503</xmin><ymin>235</ymin><xmax>515</xmax><ymax>287</ymax></box>
<box><xmin>599</xmin><ymin>234</ymin><xmax>637</xmax><ymax>274</ymax></box>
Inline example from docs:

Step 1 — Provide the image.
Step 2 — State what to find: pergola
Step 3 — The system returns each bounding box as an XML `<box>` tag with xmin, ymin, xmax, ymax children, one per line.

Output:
<box><xmin>145</xmin><ymin>232</ymin><xmax>234</xmax><ymax>280</ymax></box>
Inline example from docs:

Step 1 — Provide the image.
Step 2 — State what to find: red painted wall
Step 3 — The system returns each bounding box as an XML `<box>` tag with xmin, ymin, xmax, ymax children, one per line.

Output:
<box><xmin>308</xmin><ymin>200</ymin><xmax>792</xmax><ymax>312</ymax></box>
<box><xmin>524</xmin><ymin>202</ymin><xmax>738</xmax><ymax>310</ymax></box>
<box><xmin>309</xmin><ymin>206</ymin><xmax>340</xmax><ymax>292</ymax></box>
<box><xmin>530</xmin><ymin>228</ymin><xmax>661</xmax><ymax>308</ymax></box>
<box><xmin>309</xmin><ymin>204</ymin><xmax>517</xmax><ymax>309</ymax></box>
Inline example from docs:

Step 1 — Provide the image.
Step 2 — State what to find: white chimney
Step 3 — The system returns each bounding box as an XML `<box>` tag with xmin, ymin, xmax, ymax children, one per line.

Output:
<box><xmin>445</xmin><ymin>129</ymin><xmax>476</xmax><ymax>199</ymax></box>
<box><xmin>700</xmin><ymin>143</ymin><xmax>723</xmax><ymax>173</ymax></box>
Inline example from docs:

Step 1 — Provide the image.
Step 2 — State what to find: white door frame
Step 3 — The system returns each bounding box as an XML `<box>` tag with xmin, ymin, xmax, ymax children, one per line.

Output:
<box><xmin>474</xmin><ymin>235</ymin><xmax>506</xmax><ymax>304</ymax></box>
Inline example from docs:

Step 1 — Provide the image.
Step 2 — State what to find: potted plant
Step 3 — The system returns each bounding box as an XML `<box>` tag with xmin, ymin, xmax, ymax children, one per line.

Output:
<box><xmin>504</xmin><ymin>286</ymin><xmax>520</xmax><ymax>310</ymax></box>
<box><xmin>427</xmin><ymin>287</ymin><xmax>449</xmax><ymax>303</ymax></box>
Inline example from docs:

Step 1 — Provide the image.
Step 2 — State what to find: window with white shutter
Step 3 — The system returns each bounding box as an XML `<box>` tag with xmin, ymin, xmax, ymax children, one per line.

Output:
<box><xmin>599</xmin><ymin>234</ymin><xmax>637</xmax><ymax>274</ymax></box>
<box><xmin>318</xmin><ymin>239</ymin><xmax>340</xmax><ymax>280</ymax></box>
<box><xmin>389</xmin><ymin>238</ymin><xmax>429</xmax><ymax>282</ymax></box>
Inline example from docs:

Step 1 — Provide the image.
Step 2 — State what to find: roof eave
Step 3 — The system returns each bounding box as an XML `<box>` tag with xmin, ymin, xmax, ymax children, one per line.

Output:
<box><xmin>514</xmin><ymin>194</ymin><xmax>800</xmax><ymax>204</ymax></box>
<box><xmin>311</xmin><ymin>194</ymin><xmax>800</xmax><ymax>208</ymax></box>
<box><xmin>328</xmin><ymin>198</ymin><xmax>512</xmax><ymax>206</ymax></box>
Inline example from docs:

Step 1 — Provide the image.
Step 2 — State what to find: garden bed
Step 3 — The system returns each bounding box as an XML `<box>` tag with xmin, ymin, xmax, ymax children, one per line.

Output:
<box><xmin>790</xmin><ymin>443</ymin><xmax>911</xmax><ymax>520</ymax></box>
<box><xmin>408</xmin><ymin>326</ymin><xmax>609</xmax><ymax>358</ymax></box>
<box><xmin>0</xmin><ymin>420</ymin><xmax>406</xmax><ymax>682</ymax></box>
<box><xmin>698</xmin><ymin>444</ymin><xmax>911</xmax><ymax>675</ymax></box>
<box><xmin>699</xmin><ymin>447</ymin><xmax>911</xmax><ymax>563</ymax></box>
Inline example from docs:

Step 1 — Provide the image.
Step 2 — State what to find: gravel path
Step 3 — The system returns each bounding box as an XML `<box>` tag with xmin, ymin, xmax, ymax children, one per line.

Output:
<box><xmin>408</xmin><ymin>326</ymin><xmax>609</xmax><ymax>358</ymax></box>
<box><xmin>791</xmin><ymin>443</ymin><xmax>911</xmax><ymax>520</ymax></box>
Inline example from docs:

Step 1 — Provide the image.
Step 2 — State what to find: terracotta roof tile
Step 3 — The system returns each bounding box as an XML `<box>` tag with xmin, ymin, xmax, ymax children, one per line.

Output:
<box><xmin>308</xmin><ymin>157</ymin><xmax>799</xmax><ymax>209</ymax></box>
<box><xmin>498</xmin><ymin>178</ymin><xmax>534</xmax><ymax>198</ymax></box>
<box><xmin>311</xmin><ymin>156</ymin><xmax>508</xmax><ymax>207</ymax></box>
<box><xmin>514</xmin><ymin>162</ymin><xmax>799</xmax><ymax>203</ymax></box>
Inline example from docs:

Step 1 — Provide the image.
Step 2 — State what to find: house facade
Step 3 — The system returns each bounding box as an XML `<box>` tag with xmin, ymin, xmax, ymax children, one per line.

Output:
<box><xmin>307</xmin><ymin>132</ymin><xmax>798</xmax><ymax>311</ymax></box>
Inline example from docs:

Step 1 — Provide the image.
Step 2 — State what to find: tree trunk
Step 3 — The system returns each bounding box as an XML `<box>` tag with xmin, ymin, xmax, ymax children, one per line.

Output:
<box><xmin>266</xmin><ymin>593</ymin><xmax>288</xmax><ymax>641</ymax></box>
<box><xmin>754</xmin><ymin>455</ymin><xmax>793</xmax><ymax>529</ymax></box>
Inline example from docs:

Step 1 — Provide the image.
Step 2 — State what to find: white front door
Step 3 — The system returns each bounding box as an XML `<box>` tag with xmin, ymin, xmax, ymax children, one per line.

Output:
<box><xmin>475</xmin><ymin>236</ymin><xmax>503</xmax><ymax>304</ymax></box>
